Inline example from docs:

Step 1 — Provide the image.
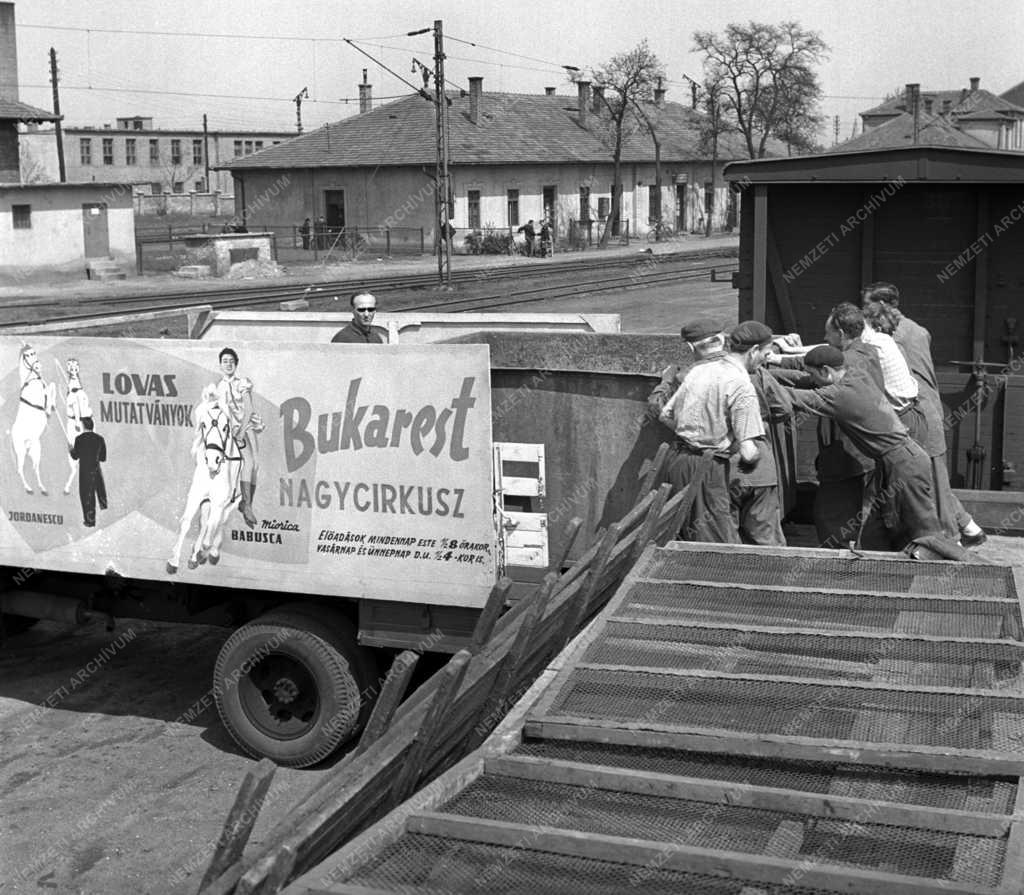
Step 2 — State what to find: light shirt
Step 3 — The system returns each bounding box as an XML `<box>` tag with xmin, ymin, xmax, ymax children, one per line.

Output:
<box><xmin>862</xmin><ymin>325</ymin><xmax>918</xmax><ymax>411</ymax></box>
<box><xmin>660</xmin><ymin>355</ymin><xmax>764</xmax><ymax>452</ymax></box>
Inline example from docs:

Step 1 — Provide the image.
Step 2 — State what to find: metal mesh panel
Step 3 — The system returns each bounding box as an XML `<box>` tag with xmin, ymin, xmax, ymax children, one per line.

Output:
<box><xmin>641</xmin><ymin>550</ymin><xmax>1013</xmax><ymax>599</ymax></box>
<box><xmin>615</xmin><ymin>580</ymin><xmax>1018</xmax><ymax>636</ymax></box>
<box><xmin>514</xmin><ymin>740</ymin><xmax>1019</xmax><ymax>814</ymax></box>
<box><xmin>584</xmin><ymin>620</ymin><xmax>1023</xmax><ymax>687</ymax></box>
<box><xmin>344</xmin><ymin>831</ymin><xmax>876</xmax><ymax>893</ymax></box>
<box><xmin>546</xmin><ymin>668</ymin><xmax>1024</xmax><ymax>752</ymax></box>
<box><xmin>440</xmin><ymin>775</ymin><xmax>1006</xmax><ymax>887</ymax></box>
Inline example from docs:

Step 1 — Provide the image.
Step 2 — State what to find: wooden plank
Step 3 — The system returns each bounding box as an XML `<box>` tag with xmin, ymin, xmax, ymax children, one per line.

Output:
<box><xmin>764</xmin><ymin>218</ymin><xmax>798</xmax><ymax>332</ymax></box>
<box><xmin>548</xmin><ymin>516</ymin><xmax>582</xmax><ymax>575</ymax></box>
<box><xmin>525</xmin><ymin>718</ymin><xmax>1024</xmax><ymax>776</ymax></box>
<box><xmin>636</xmin><ymin>441</ymin><xmax>671</xmax><ymax>497</ymax></box>
<box><xmin>404</xmin><ymin>812</ymin><xmax>1001</xmax><ymax>895</ymax></box>
<box><xmin>999</xmin><ymin>784</ymin><xmax>1024</xmax><ymax>893</ymax></box>
<box><xmin>571</xmin><ymin>662</ymin><xmax>1024</xmax><ymax>700</ymax></box>
<box><xmin>238</xmin><ymin>842</ymin><xmax>295</xmax><ymax>895</ymax></box>
<box><xmin>752</xmin><ymin>184</ymin><xmax>768</xmax><ymax>323</ymax></box>
<box><xmin>557</xmin><ymin>524</ymin><xmax>621</xmax><ymax>650</ymax></box>
<box><xmin>484</xmin><ymin>755</ymin><xmax>1013</xmax><ymax>837</ymax></box>
<box><xmin>631</xmin><ymin>482</ymin><xmax>671</xmax><ymax>563</ymax></box>
<box><xmin>353</xmin><ymin>650</ymin><xmax>421</xmax><ymax>757</ymax></box>
<box><xmin>602</xmin><ymin>616</ymin><xmax>1024</xmax><ymax>664</ymax></box>
<box><xmin>198</xmin><ymin>757</ymin><xmax>277</xmax><ymax>891</ymax></box>
<box><xmin>467</xmin><ymin>578</ymin><xmax>512</xmax><ymax>654</ymax></box>
<box><xmin>494</xmin><ymin>441</ymin><xmax>544</xmax><ymax>463</ymax></box>
<box><xmin>390</xmin><ymin>649</ymin><xmax>472</xmax><ymax>805</ymax></box>
<box><xmin>498</xmin><ymin>475</ymin><xmax>541</xmax><ymax>496</ymax></box>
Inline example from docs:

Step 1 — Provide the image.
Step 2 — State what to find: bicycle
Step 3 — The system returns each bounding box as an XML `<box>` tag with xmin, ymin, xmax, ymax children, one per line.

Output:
<box><xmin>646</xmin><ymin>219</ymin><xmax>676</xmax><ymax>243</ymax></box>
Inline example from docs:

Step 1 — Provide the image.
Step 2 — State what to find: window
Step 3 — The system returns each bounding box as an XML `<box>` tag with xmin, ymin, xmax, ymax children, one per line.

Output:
<box><xmin>244</xmin><ymin>140</ymin><xmax>253</xmax><ymax>154</ymax></box>
<box><xmin>579</xmin><ymin>185</ymin><xmax>591</xmax><ymax>221</ymax></box>
<box><xmin>597</xmin><ymin>197</ymin><xmax>610</xmax><ymax>220</ymax></box>
<box><xmin>272</xmin><ymin>140</ymin><xmax>280</xmax><ymax>145</ymax></box>
<box><xmin>506</xmin><ymin>188</ymin><xmax>519</xmax><ymax>227</ymax></box>
<box><xmin>12</xmin><ymin>204</ymin><xmax>31</xmax><ymax>229</ymax></box>
<box><xmin>150</xmin><ymin>182</ymin><xmax>163</xmax><ymax>195</ymax></box>
<box><xmin>102</xmin><ymin>137</ymin><xmax>114</xmax><ymax>165</ymax></box>
<box><xmin>125</xmin><ymin>138</ymin><xmax>137</xmax><ymax>166</ymax></box>
<box><xmin>254</xmin><ymin>140</ymin><xmax>263</xmax><ymax>151</ymax></box>
<box><xmin>172</xmin><ymin>181</ymin><xmax>184</xmax><ymax>194</ymax></box>
<box><xmin>192</xmin><ymin>139</ymin><xmax>203</xmax><ymax>165</ymax></box>
<box><xmin>149</xmin><ymin>139</ymin><xmax>159</xmax><ymax>165</ymax></box>
<box><xmin>648</xmin><ymin>184</ymin><xmax>661</xmax><ymax>223</ymax></box>
<box><xmin>467</xmin><ymin>189</ymin><xmax>481</xmax><ymax>230</ymax></box>
<box><xmin>133</xmin><ymin>120</ymin><xmax>143</xmax><ymax>130</ymax></box>
<box><xmin>79</xmin><ymin>138</ymin><xmax>92</xmax><ymax>165</ymax></box>
<box><xmin>233</xmin><ymin>140</ymin><xmax>243</xmax><ymax>157</ymax></box>
<box><xmin>170</xmin><ymin>139</ymin><xmax>182</xmax><ymax>165</ymax></box>
<box><xmin>194</xmin><ymin>178</ymin><xmax>207</xmax><ymax>192</ymax></box>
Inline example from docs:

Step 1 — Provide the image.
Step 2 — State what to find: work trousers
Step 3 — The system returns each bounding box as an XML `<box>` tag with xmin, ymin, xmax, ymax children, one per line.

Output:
<box><xmin>731</xmin><ymin>484</ymin><xmax>785</xmax><ymax>546</ymax></box>
<box><xmin>875</xmin><ymin>441</ymin><xmax>944</xmax><ymax>547</ymax></box>
<box><xmin>666</xmin><ymin>448</ymin><xmax>739</xmax><ymax>544</ymax></box>
<box><xmin>813</xmin><ymin>473</ymin><xmax>891</xmax><ymax>550</ymax></box>
<box><xmin>79</xmin><ymin>467</ymin><xmax>107</xmax><ymax>527</ymax></box>
<box><xmin>931</xmin><ymin>451</ymin><xmax>972</xmax><ymax>536</ymax></box>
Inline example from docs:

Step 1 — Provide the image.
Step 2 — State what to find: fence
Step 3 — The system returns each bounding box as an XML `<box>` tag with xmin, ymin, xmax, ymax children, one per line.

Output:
<box><xmin>134</xmin><ymin>192</ymin><xmax>235</xmax><ymax>217</ymax></box>
<box><xmin>197</xmin><ymin>447</ymin><xmax>691</xmax><ymax>895</ymax></box>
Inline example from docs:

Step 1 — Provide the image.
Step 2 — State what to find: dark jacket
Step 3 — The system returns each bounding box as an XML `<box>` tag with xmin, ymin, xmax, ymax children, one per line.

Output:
<box><xmin>331</xmin><ymin>322</ymin><xmax>384</xmax><ymax>344</ymax></box>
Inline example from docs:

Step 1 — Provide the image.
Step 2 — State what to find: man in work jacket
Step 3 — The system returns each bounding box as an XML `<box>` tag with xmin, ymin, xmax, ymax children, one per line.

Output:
<box><xmin>656</xmin><ymin>319</ymin><xmax>764</xmax><ymax>543</ymax></box>
<box><xmin>861</xmin><ymin>281</ymin><xmax>987</xmax><ymax>548</ymax></box>
<box><xmin>781</xmin><ymin>345</ymin><xmax>964</xmax><ymax>556</ymax></box>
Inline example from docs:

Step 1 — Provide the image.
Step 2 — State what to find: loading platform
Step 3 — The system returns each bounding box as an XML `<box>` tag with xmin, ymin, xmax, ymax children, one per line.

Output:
<box><xmin>288</xmin><ymin>541</ymin><xmax>1024</xmax><ymax>895</ymax></box>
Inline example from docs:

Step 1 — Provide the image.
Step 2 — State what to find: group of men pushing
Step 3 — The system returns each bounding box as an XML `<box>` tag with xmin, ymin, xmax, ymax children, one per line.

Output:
<box><xmin>651</xmin><ymin>281</ymin><xmax>987</xmax><ymax>558</ymax></box>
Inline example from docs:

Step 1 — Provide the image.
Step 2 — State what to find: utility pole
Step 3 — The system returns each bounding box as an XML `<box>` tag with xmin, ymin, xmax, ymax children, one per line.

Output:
<box><xmin>433</xmin><ymin>19</ymin><xmax>452</xmax><ymax>286</ymax></box>
<box><xmin>294</xmin><ymin>86</ymin><xmax>309</xmax><ymax>134</ymax></box>
<box><xmin>833</xmin><ymin>115</ymin><xmax>840</xmax><ymax>147</ymax></box>
<box><xmin>49</xmin><ymin>48</ymin><xmax>66</xmax><ymax>182</ymax></box>
<box><xmin>202</xmin><ymin>113</ymin><xmax>210</xmax><ymax>191</ymax></box>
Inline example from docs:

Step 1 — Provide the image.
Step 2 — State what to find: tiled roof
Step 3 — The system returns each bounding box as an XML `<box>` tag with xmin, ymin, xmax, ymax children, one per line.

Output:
<box><xmin>835</xmin><ymin>112</ymin><xmax>989</xmax><ymax>153</ymax></box>
<box><xmin>0</xmin><ymin>98</ymin><xmax>60</xmax><ymax>122</ymax></box>
<box><xmin>1003</xmin><ymin>79</ymin><xmax>1024</xmax><ymax>109</ymax></box>
<box><xmin>223</xmin><ymin>91</ymin><xmax>761</xmax><ymax>170</ymax></box>
<box><xmin>861</xmin><ymin>88</ymin><xmax>1024</xmax><ymax>121</ymax></box>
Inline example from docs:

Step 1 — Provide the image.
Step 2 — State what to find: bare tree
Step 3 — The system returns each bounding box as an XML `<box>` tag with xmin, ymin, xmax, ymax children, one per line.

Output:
<box><xmin>693</xmin><ymin>21</ymin><xmax>828</xmax><ymax>159</ymax></box>
<box><xmin>585</xmin><ymin>41</ymin><xmax>666</xmax><ymax>246</ymax></box>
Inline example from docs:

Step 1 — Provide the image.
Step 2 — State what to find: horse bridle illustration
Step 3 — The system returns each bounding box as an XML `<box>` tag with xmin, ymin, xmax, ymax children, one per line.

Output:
<box><xmin>19</xmin><ymin>349</ymin><xmax>49</xmax><ymax>412</ymax></box>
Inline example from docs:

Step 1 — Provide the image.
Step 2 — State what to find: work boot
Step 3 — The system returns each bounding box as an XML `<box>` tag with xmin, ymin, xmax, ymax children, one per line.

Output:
<box><xmin>239</xmin><ymin>481</ymin><xmax>258</xmax><ymax>530</ymax></box>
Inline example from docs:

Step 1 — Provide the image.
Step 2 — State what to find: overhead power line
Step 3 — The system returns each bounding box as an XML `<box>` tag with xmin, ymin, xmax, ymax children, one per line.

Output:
<box><xmin>19</xmin><ymin>23</ymin><xmax>415</xmax><ymax>43</ymax></box>
<box><xmin>21</xmin><ymin>82</ymin><xmax>352</xmax><ymax>105</ymax></box>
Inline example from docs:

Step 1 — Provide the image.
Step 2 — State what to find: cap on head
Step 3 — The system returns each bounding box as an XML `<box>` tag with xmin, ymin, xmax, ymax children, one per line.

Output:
<box><xmin>804</xmin><ymin>345</ymin><xmax>845</xmax><ymax>369</ymax></box>
<box><xmin>729</xmin><ymin>320</ymin><xmax>774</xmax><ymax>351</ymax></box>
<box><xmin>680</xmin><ymin>318</ymin><xmax>723</xmax><ymax>344</ymax></box>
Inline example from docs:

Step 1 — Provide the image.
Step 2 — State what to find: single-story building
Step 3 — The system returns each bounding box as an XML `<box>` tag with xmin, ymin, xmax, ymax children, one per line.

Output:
<box><xmin>220</xmin><ymin>78</ymin><xmax>763</xmax><ymax>248</ymax></box>
<box><xmin>0</xmin><ymin>180</ymin><xmax>136</xmax><ymax>279</ymax></box>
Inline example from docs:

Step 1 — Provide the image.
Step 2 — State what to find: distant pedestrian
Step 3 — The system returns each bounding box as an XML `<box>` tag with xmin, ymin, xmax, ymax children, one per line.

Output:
<box><xmin>315</xmin><ymin>216</ymin><xmax>327</xmax><ymax>250</ymax></box>
<box><xmin>517</xmin><ymin>220</ymin><xmax>536</xmax><ymax>256</ymax></box>
<box><xmin>69</xmin><ymin>417</ymin><xmax>107</xmax><ymax>527</ymax></box>
<box><xmin>539</xmin><ymin>219</ymin><xmax>552</xmax><ymax>257</ymax></box>
<box><xmin>299</xmin><ymin>217</ymin><xmax>311</xmax><ymax>250</ymax></box>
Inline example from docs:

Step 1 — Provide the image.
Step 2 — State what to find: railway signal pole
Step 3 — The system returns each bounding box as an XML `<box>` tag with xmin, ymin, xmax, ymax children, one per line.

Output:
<box><xmin>433</xmin><ymin>20</ymin><xmax>452</xmax><ymax>286</ymax></box>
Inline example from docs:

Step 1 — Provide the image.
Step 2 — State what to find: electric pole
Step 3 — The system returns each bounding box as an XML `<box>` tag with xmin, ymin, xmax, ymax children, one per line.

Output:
<box><xmin>833</xmin><ymin>115</ymin><xmax>840</xmax><ymax>146</ymax></box>
<box><xmin>49</xmin><ymin>48</ymin><xmax>65</xmax><ymax>182</ymax></box>
<box><xmin>294</xmin><ymin>87</ymin><xmax>309</xmax><ymax>134</ymax></box>
<box><xmin>202</xmin><ymin>113</ymin><xmax>210</xmax><ymax>191</ymax></box>
<box><xmin>433</xmin><ymin>19</ymin><xmax>451</xmax><ymax>286</ymax></box>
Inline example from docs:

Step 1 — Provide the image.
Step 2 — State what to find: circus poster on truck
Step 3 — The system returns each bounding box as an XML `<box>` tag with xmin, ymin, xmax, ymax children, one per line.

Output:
<box><xmin>0</xmin><ymin>337</ymin><xmax>496</xmax><ymax>608</ymax></box>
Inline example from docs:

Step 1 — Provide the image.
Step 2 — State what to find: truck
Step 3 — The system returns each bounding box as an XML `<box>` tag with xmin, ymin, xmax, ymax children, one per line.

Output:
<box><xmin>1</xmin><ymin>315</ymin><xmax>678</xmax><ymax>768</ymax></box>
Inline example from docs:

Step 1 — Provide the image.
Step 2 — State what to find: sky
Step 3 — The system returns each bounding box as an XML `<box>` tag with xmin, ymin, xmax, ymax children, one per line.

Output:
<box><xmin>9</xmin><ymin>0</ymin><xmax>1024</xmax><ymax>143</ymax></box>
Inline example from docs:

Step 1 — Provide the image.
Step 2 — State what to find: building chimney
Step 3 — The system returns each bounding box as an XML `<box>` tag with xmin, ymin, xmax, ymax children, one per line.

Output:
<box><xmin>0</xmin><ymin>2</ymin><xmax>19</xmax><ymax>101</ymax></box>
<box><xmin>970</xmin><ymin>76</ymin><xmax>980</xmax><ymax>92</ymax></box>
<box><xmin>469</xmin><ymin>76</ymin><xmax>483</xmax><ymax>125</ymax></box>
<box><xmin>905</xmin><ymin>83</ymin><xmax>921</xmax><ymax>143</ymax></box>
<box><xmin>592</xmin><ymin>85</ymin><xmax>604</xmax><ymax>113</ymax></box>
<box><xmin>358</xmin><ymin>69</ymin><xmax>372</xmax><ymax>114</ymax></box>
<box><xmin>545</xmin><ymin>86</ymin><xmax>555</xmax><ymax>95</ymax></box>
<box><xmin>577</xmin><ymin>80</ymin><xmax>591</xmax><ymax>125</ymax></box>
<box><xmin>653</xmin><ymin>76</ymin><xmax>666</xmax><ymax>107</ymax></box>
<box><xmin>924</xmin><ymin>97</ymin><xmax>933</xmax><ymax>115</ymax></box>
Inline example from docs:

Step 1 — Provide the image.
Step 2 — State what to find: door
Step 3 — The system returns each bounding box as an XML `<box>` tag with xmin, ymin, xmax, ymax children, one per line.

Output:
<box><xmin>542</xmin><ymin>185</ymin><xmax>556</xmax><ymax>224</ymax></box>
<box><xmin>675</xmin><ymin>183</ymin><xmax>687</xmax><ymax>233</ymax></box>
<box><xmin>493</xmin><ymin>442</ymin><xmax>549</xmax><ymax>573</ymax></box>
<box><xmin>82</xmin><ymin>203</ymin><xmax>110</xmax><ymax>258</ymax></box>
<box><xmin>324</xmin><ymin>190</ymin><xmax>345</xmax><ymax>229</ymax></box>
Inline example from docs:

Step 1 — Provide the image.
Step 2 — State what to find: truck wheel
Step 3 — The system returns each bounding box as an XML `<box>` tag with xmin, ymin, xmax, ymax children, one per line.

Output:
<box><xmin>214</xmin><ymin>608</ymin><xmax>371</xmax><ymax>767</ymax></box>
<box><xmin>1</xmin><ymin>614</ymin><xmax>39</xmax><ymax>636</ymax></box>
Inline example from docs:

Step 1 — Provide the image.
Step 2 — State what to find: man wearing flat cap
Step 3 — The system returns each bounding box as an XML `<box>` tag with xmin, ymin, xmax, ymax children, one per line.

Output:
<box><xmin>727</xmin><ymin>321</ymin><xmax>793</xmax><ymax>545</ymax></box>
<box><xmin>783</xmin><ymin>346</ymin><xmax>963</xmax><ymax>555</ymax></box>
<box><xmin>655</xmin><ymin>318</ymin><xmax>765</xmax><ymax>543</ymax></box>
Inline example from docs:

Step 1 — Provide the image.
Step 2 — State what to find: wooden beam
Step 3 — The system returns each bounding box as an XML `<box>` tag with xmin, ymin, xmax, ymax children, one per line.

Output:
<box><xmin>752</xmin><ymin>184</ymin><xmax>768</xmax><ymax>323</ymax></box>
<box><xmin>631</xmin><ymin>482</ymin><xmax>671</xmax><ymax>563</ymax></box>
<box><xmin>484</xmin><ymin>755</ymin><xmax>1013</xmax><ymax>837</ymax></box>
<box><xmin>524</xmin><ymin>718</ymin><xmax>1024</xmax><ymax>776</ymax></box>
<box><xmin>404</xmin><ymin>812</ymin><xmax>1000</xmax><ymax>895</ymax></box>
<box><xmin>636</xmin><ymin>442</ymin><xmax>671</xmax><ymax>497</ymax></box>
<box><xmin>198</xmin><ymin>758</ymin><xmax>277</xmax><ymax>892</ymax></box>
<box><xmin>468</xmin><ymin>578</ymin><xmax>512</xmax><ymax>654</ymax></box>
<box><xmin>353</xmin><ymin>650</ymin><xmax>420</xmax><ymax>757</ymax></box>
<box><xmin>973</xmin><ymin>189</ymin><xmax>990</xmax><ymax>364</ymax></box>
<box><xmin>764</xmin><ymin>220</ymin><xmax>798</xmax><ymax>332</ymax></box>
<box><xmin>999</xmin><ymin>783</ymin><xmax>1024</xmax><ymax>892</ymax></box>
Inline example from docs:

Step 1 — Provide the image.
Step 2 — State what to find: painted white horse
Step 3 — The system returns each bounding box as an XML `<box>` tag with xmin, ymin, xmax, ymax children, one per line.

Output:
<box><xmin>166</xmin><ymin>391</ymin><xmax>244</xmax><ymax>574</ymax></box>
<box><xmin>11</xmin><ymin>345</ymin><xmax>57</xmax><ymax>495</ymax></box>
<box><xmin>60</xmin><ymin>358</ymin><xmax>94</xmax><ymax>495</ymax></box>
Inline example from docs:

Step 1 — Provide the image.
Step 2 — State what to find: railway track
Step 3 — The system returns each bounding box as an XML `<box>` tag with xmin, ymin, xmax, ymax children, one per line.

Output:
<box><xmin>2</xmin><ymin>251</ymin><xmax>737</xmax><ymax>331</ymax></box>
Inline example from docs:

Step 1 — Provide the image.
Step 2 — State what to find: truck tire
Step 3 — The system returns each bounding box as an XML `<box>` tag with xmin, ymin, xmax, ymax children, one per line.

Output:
<box><xmin>214</xmin><ymin>607</ymin><xmax>373</xmax><ymax>767</ymax></box>
<box><xmin>1</xmin><ymin>614</ymin><xmax>39</xmax><ymax>636</ymax></box>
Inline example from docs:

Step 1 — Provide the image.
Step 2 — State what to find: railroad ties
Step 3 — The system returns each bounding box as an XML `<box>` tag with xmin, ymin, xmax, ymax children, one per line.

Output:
<box><xmin>298</xmin><ymin>541</ymin><xmax>1024</xmax><ymax>895</ymax></box>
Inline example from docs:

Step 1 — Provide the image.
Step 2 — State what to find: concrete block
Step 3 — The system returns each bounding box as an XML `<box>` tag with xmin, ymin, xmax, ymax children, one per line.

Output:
<box><xmin>176</xmin><ymin>264</ymin><xmax>212</xmax><ymax>279</ymax></box>
<box><xmin>279</xmin><ymin>298</ymin><xmax>310</xmax><ymax>311</ymax></box>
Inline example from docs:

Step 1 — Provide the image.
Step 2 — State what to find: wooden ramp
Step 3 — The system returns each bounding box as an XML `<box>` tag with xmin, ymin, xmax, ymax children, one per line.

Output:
<box><xmin>286</xmin><ymin>542</ymin><xmax>1024</xmax><ymax>895</ymax></box>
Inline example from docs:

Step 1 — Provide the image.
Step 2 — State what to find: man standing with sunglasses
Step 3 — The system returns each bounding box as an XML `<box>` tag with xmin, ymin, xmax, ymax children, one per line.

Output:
<box><xmin>331</xmin><ymin>292</ymin><xmax>384</xmax><ymax>344</ymax></box>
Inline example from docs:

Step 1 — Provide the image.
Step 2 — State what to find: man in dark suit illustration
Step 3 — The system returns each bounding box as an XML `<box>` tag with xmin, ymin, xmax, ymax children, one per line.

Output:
<box><xmin>69</xmin><ymin>417</ymin><xmax>107</xmax><ymax>527</ymax></box>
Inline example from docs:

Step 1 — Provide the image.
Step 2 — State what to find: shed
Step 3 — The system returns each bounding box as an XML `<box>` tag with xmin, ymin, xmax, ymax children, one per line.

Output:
<box><xmin>724</xmin><ymin>145</ymin><xmax>1024</xmax><ymax>493</ymax></box>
